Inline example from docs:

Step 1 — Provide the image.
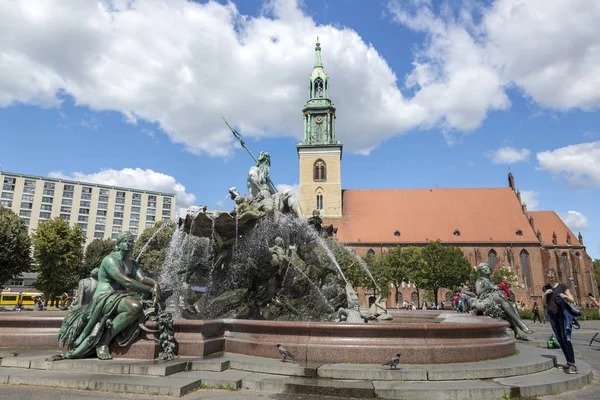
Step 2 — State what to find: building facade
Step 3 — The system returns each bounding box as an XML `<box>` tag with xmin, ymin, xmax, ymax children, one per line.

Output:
<box><xmin>297</xmin><ymin>41</ymin><xmax>597</xmax><ymax>308</ymax></box>
<box><xmin>1</xmin><ymin>171</ymin><xmax>176</xmax><ymax>244</ymax></box>
<box><xmin>297</xmin><ymin>39</ymin><xmax>343</xmax><ymax>218</ymax></box>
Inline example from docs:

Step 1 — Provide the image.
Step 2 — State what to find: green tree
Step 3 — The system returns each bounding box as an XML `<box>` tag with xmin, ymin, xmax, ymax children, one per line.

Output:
<box><xmin>0</xmin><ymin>207</ymin><xmax>32</xmax><ymax>289</ymax></box>
<box><xmin>132</xmin><ymin>221</ymin><xmax>176</xmax><ymax>278</ymax></box>
<box><xmin>420</xmin><ymin>240</ymin><xmax>471</xmax><ymax>304</ymax></box>
<box><xmin>383</xmin><ymin>246</ymin><xmax>425</xmax><ymax>304</ymax></box>
<box><xmin>81</xmin><ymin>238</ymin><xmax>114</xmax><ymax>280</ymax></box>
<box><xmin>31</xmin><ymin>217</ymin><xmax>84</xmax><ymax>303</ymax></box>
<box><xmin>491</xmin><ymin>265</ymin><xmax>518</xmax><ymax>285</ymax></box>
<box><xmin>370</xmin><ymin>257</ymin><xmax>392</xmax><ymax>297</ymax></box>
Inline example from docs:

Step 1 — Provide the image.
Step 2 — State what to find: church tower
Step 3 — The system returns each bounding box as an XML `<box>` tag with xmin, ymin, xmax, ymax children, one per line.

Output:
<box><xmin>297</xmin><ymin>38</ymin><xmax>343</xmax><ymax>218</ymax></box>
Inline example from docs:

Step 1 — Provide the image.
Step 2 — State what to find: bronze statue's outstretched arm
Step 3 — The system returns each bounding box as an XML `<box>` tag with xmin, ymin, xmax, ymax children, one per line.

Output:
<box><xmin>104</xmin><ymin>257</ymin><xmax>153</xmax><ymax>295</ymax></box>
<box><xmin>133</xmin><ymin>261</ymin><xmax>160</xmax><ymax>301</ymax></box>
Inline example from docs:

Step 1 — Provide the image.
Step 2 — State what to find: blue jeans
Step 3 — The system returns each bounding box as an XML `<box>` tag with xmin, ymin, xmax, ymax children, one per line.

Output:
<box><xmin>549</xmin><ymin>312</ymin><xmax>575</xmax><ymax>365</ymax></box>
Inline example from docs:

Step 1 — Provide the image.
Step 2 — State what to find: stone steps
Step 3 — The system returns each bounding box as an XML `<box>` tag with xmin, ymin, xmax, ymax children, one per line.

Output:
<box><xmin>0</xmin><ymin>344</ymin><xmax>594</xmax><ymax>398</ymax></box>
<box><xmin>190</xmin><ymin>344</ymin><xmax>557</xmax><ymax>381</ymax></box>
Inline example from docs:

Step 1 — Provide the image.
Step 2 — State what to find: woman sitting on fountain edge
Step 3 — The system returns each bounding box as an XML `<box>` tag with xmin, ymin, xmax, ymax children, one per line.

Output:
<box><xmin>48</xmin><ymin>231</ymin><xmax>160</xmax><ymax>361</ymax></box>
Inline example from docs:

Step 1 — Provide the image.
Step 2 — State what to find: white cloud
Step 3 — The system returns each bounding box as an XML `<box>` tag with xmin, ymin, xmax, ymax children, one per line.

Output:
<box><xmin>487</xmin><ymin>146</ymin><xmax>530</xmax><ymax>164</ymax></box>
<box><xmin>388</xmin><ymin>0</ymin><xmax>600</xmax><ymax>120</ymax></box>
<box><xmin>0</xmin><ymin>0</ymin><xmax>598</xmax><ymax>157</ymax></box>
<box><xmin>536</xmin><ymin>141</ymin><xmax>600</xmax><ymax>187</ymax></box>
<box><xmin>560</xmin><ymin>210</ymin><xmax>589</xmax><ymax>231</ymax></box>
<box><xmin>48</xmin><ymin>168</ymin><xmax>196</xmax><ymax>209</ymax></box>
<box><xmin>519</xmin><ymin>190</ymin><xmax>538</xmax><ymax>211</ymax></box>
<box><xmin>0</xmin><ymin>0</ymin><xmax>421</xmax><ymax>156</ymax></box>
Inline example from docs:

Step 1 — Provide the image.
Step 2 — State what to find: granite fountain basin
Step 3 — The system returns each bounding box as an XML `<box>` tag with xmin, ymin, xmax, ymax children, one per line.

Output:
<box><xmin>0</xmin><ymin>312</ymin><xmax>515</xmax><ymax>364</ymax></box>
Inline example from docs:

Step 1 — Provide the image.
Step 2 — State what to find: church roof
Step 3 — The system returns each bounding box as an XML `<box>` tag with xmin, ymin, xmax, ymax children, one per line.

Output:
<box><xmin>528</xmin><ymin>211</ymin><xmax>582</xmax><ymax>247</ymax></box>
<box><xmin>322</xmin><ymin>187</ymin><xmax>540</xmax><ymax>244</ymax></box>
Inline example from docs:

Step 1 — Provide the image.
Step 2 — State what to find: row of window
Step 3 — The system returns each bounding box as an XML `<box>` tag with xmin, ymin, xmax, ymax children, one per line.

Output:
<box><xmin>2</xmin><ymin>177</ymin><xmax>173</xmax><ymax>206</ymax></box>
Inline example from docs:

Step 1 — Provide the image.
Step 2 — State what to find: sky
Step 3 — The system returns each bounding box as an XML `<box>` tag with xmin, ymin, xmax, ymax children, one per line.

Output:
<box><xmin>0</xmin><ymin>0</ymin><xmax>599</xmax><ymax>257</ymax></box>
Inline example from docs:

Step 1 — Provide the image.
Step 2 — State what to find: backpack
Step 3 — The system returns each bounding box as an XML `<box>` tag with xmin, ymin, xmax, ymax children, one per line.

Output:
<box><xmin>547</xmin><ymin>334</ymin><xmax>561</xmax><ymax>349</ymax></box>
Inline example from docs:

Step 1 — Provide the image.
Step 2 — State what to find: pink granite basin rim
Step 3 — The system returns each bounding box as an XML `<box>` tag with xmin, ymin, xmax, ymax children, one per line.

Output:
<box><xmin>0</xmin><ymin>314</ymin><xmax>515</xmax><ymax>364</ymax></box>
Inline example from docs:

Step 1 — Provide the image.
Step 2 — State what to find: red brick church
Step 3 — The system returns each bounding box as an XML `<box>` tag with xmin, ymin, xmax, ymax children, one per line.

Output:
<box><xmin>296</xmin><ymin>39</ymin><xmax>596</xmax><ymax>308</ymax></box>
<box><xmin>322</xmin><ymin>173</ymin><xmax>595</xmax><ymax>308</ymax></box>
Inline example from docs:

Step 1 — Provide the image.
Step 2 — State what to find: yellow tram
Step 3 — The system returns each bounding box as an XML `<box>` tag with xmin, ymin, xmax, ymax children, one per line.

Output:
<box><xmin>0</xmin><ymin>291</ymin><xmax>43</xmax><ymax>307</ymax></box>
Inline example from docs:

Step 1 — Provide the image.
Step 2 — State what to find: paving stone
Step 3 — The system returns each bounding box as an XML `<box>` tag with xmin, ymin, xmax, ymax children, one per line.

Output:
<box><xmin>373</xmin><ymin>380</ymin><xmax>511</xmax><ymax>400</ymax></box>
<box><xmin>1</xmin><ymin>356</ymin><xmax>33</xmax><ymax>368</ymax></box>
<box><xmin>24</xmin><ymin>355</ymin><xmax>194</xmax><ymax>376</ymax></box>
<box><xmin>242</xmin><ymin>372</ymin><xmax>290</xmax><ymax>391</ymax></box>
<box><xmin>0</xmin><ymin>347</ymin><xmax>595</xmax><ymax>399</ymax></box>
<box><xmin>278</xmin><ymin>376</ymin><xmax>376</xmax><ymax>398</ymax></box>
<box><xmin>226</xmin><ymin>353</ymin><xmax>320</xmax><ymax>377</ymax></box>
<box><xmin>424</xmin><ymin>344</ymin><xmax>557</xmax><ymax>380</ymax></box>
<box><xmin>184</xmin><ymin>370</ymin><xmax>254</xmax><ymax>390</ymax></box>
<box><xmin>318</xmin><ymin>363</ymin><xmax>428</xmax><ymax>381</ymax></box>
<box><xmin>189</xmin><ymin>355</ymin><xmax>231</xmax><ymax>372</ymax></box>
<box><xmin>127</xmin><ymin>359</ymin><xmax>190</xmax><ymax>376</ymax></box>
<box><xmin>494</xmin><ymin>360</ymin><xmax>594</xmax><ymax>397</ymax></box>
<box><xmin>4</xmin><ymin>368</ymin><xmax>204</xmax><ymax>396</ymax></box>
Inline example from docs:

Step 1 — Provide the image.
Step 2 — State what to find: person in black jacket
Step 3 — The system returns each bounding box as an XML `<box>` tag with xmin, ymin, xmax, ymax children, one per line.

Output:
<box><xmin>542</xmin><ymin>268</ymin><xmax>577</xmax><ymax>374</ymax></box>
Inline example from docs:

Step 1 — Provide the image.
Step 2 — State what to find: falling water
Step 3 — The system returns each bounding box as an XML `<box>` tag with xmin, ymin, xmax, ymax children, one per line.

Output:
<box><xmin>159</xmin><ymin>226</ymin><xmax>188</xmax><ymax>319</ymax></box>
<box><xmin>316</xmin><ymin>236</ymin><xmax>348</xmax><ymax>285</ymax></box>
<box><xmin>351</xmin><ymin>251</ymin><xmax>381</xmax><ymax>293</ymax></box>
<box><xmin>235</xmin><ymin>216</ymin><xmax>239</xmax><ymax>250</ymax></box>
<box><xmin>136</xmin><ymin>220</ymin><xmax>175</xmax><ymax>263</ymax></box>
<box><xmin>284</xmin><ymin>258</ymin><xmax>334</xmax><ymax>312</ymax></box>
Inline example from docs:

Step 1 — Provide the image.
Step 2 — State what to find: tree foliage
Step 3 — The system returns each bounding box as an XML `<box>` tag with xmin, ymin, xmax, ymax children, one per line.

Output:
<box><xmin>82</xmin><ymin>238</ymin><xmax>114</xmax><ymax>280</ymax></box>
<box><xmin>491</xmin><ymin>265</ymin><xmax>519</xmax><ymax>286</ymax></box>
<box><xmin>31</xmin><ymin>217</ymin><xmax>84</xmax><ymax>298</ymax></box>
<box><xmin>132</xmin><ymin>221</ymin><xmax>176</xmax><ymax>278</ymax></box>
<box><xmin>0</xmin><ymin>207</ymin><xmax>32</xmax><ymax>289</ymax></box>
<box><xmin>325</xmin><ymin>238</ymin><xmax>369</xmax><ymax>289</ymax></box>
<box><xmin>420</xmin><ymin>240</ymin><xmax>471</xmax><ymax>304</ymax></box>
<box><xmin>379</xmin><ymin>246</ymin><xmax>425</xmax><ymax>302</ymax></box>
<box><xmin>369</xmin><ymin>257</ymin><xmax>392</xmax><ymax>297</ymax></box>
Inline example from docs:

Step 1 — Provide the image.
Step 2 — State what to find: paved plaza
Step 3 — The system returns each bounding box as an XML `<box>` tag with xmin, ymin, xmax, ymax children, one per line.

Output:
<box><xmin>1</xmin><ymin>311</ymin><xmax>599</xmax><ymax>399</ymax></box>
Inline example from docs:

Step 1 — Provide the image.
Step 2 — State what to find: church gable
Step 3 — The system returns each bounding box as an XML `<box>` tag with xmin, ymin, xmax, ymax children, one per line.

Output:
<box><xmin>528</xmin><ymin>211</ymin><xmax>582</xmax><ymax>247</ymax></box>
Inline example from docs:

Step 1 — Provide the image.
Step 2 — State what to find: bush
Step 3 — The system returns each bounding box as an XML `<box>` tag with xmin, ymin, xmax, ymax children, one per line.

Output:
<box><xmin>581</xmin><ymin>308</ymin><xmax>599</xmax><ymax>320</ymax></box>
<box><xmin>519</xmin><ymin>310</ymin><xmax>534</xmax><ymax>320</ymax></box>
<box><xmin>520</xmin><ymin>307</ymin><xmax>599</xmax><ymax>320</ymax></box>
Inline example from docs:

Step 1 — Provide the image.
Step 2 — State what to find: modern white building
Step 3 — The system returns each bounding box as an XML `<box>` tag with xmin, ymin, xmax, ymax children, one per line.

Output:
<box><xmin>1</xmin><ymin>171</ymin><xmax>176</xmax><ymax>244</ymax></box>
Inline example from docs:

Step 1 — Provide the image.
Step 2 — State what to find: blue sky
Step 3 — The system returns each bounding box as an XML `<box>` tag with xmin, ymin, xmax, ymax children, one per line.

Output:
<box><xmin>1</xmin><ymin>0</ymin><xmax>599</xmax><ymax>257</ymax></box>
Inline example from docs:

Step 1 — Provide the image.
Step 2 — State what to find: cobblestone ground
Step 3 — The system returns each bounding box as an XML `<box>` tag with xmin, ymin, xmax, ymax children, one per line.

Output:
<box><xmin>1</xmin><ymin>312</ymin><xmax>599</xmax><ymax>399</ymax></box>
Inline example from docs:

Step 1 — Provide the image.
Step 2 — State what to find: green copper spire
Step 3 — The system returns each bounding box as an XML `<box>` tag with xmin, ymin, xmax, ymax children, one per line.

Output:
<box><xmin>314</xmin><ymin>37</ymin><xmax>323</xmax><ymax>68</ymax></box>
<box><xmin>298</xmin><ymin>38</ymin><xmax>340</xmax><ymax>147</ymax></box>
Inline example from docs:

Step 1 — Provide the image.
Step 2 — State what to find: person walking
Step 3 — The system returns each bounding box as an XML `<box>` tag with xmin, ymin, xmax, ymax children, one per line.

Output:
<box><xmin>543</xmin><ymin>269</ymin><xmax>578</xmax><ymax>374</ymax></box>
<box><xmin>532</xmin><ymin>302</ymin><xmax>542</xmax><ymax>323</ymax></box>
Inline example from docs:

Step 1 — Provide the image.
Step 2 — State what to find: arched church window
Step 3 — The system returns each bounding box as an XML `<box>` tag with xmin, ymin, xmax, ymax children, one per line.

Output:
<box><xmin>519</xmin><ymin>250</ymin><xmax>532</xmax><ymax>289</ymax></box>
<box><xmin>316</xmin><ymin>194</ymin><xmax>323</xmax><ymax>210</ymax></box>
<box><xmin>411</xmin><ymin>292</ymin><xmax>418</xmax><ymax>303</ymax></box>
<box><xmin>488</xmin><ymin>249</ymin><xmax>497</xmax><ymax>270</ymax></box>
<box><xmin>367</xmin><ymin>248</ymin><xmax>375</xmax><ymax>258</ymax></box>
<box><xmin>313</xmin><ymin>160</ymin><xmax>326</xmax><ymax>181</ymax></box>
<box><xmin>395</xmin><ymin>292</ymin><xmax>403</xmax><ymax>305</ymax></box>
<box><xmin>314</xmin><ymin>78</ymin><xmax>324</xmax><ymax>98</ymax></box>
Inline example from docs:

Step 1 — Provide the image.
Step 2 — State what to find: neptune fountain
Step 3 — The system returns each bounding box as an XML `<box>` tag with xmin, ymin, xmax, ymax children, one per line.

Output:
<box><xmin>35</xmin><ymin>124</ymin><xmax>518</xmax><ymax>366</ymax></box>
<box><xmin>171</xmin><ymin>150</ymin><xmax>352</xmax><ymax>322</ymax></box>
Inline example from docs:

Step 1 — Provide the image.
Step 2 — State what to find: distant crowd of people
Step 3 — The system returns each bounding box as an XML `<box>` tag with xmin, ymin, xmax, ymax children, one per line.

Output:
<box><xmin>397</xmin><ymin>300</ymin><xmax>447</xmax><ymax>311</ymax></box>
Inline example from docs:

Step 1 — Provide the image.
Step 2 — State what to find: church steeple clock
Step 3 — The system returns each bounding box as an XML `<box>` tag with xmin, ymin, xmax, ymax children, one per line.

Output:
<box><xmin>297</xmin><ymin>38</ymin><xmax>343</xmax><ymax>218</ymax></box>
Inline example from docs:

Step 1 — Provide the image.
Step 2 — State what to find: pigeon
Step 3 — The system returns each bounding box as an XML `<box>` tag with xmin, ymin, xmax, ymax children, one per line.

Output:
<box><xmin>382</xmin><ymin>353</ymin><xmax>401</xmax><ymax>369</ymax></box>
<box><xmin>275</xmin><ymin>344</ymin><xmax>296</xmax><ymax>362</ymax></box>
